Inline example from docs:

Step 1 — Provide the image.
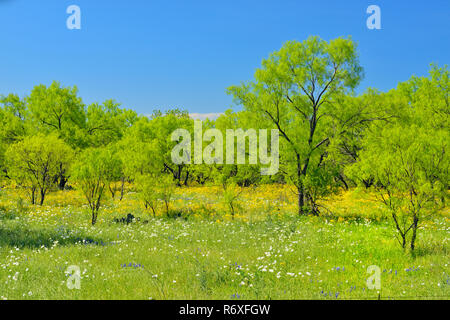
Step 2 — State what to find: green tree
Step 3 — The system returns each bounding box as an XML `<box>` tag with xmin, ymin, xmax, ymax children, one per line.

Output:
<box><xmin>116</xmin><ymin>116</ymin><xmax>161</xmax><ymax>177</ymax></box>
<box><xmin>136</xmin><ymin>173</ymin><xmax>176</xmax><ymax>218</ymax></box>
<box><xmin>159</xmin><ymin>174</ymin><xmax>176</xmax><ymax>217</ymax></box>
<box><xmin>85</xmin><ymin>99</ymin><xmax>138</xmax><ymax>148</ymax></box>
<box><xmin>214</xmin><ymin>110</ymin><xmax>268</xmax><ymax>187</ymax></box>
<box><xmin>0</xmin><ymin>94</ymin><xmax>29</xmax><ymax>142</ymax></box>
<box><xmin>27</xmin><ymin>81</ymin><xmax>86</xmax><ymax>145</ymax></box>
<box><xmin>5</xmin><ymin>134</ymin><xmax>73</xmax><ymax>205</ymax></box>
<box><xmin>27</xmin><ymin>81</ymin><xmax>86</xmax><ymax>189</ymax></box>
<box><xmin>228</xmin><ymin>36</ymin><xmax>364</xmax><ymax>214</ymax></box>
<box><xmin>325</xmin><ymin>91</ymin><xmax>395</xmax><ymax>190</ymax></box>
<box><xmin>71</xmin><ymin>148</ymin><xmax>120</xmax><ymax>225</ymax></box>
<box><xmin>218</xmin><ymin>175</ymin><xmax>243</xmax><ymax>219</ymax></box>
<box><xmin>136</xmin><ymin>173</ymin><xmax>160</xmax><ymax>217</ymax></box>
<box><xmin>0</xmin><ymin>94</ymin><xmax>30</xmax><ymax>178</ymax></box>
<box><xmin>348</xmin><ymin>65</ymin><xmax>449</xmax><ymax>250</ymax></box>
<box><xmin>349</xmin><ymin>125</ymin><xmax>448</xmax><ymax>250</ymax></box>
<box><xmin>150</xmin><ymin>110</ymin><xmax>193</xmax><ymax>185</ymax></box>
<box><xmin>104</xmin><ymin>144</ymin><xmax>124</xmax><ymax>200</ymax></box>
<box><xmin>122</xmin><ymin>110</ymin><xmax>193</xmax><ymax>185</ymax></box>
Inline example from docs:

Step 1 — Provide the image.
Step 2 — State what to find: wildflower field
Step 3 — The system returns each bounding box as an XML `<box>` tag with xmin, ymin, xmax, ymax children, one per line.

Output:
<box><xmin>0</xmin><ymin>185</ymin><xmax>448</xmax><ymax>300</ymax></box>
<box><xmin>1</xmin><ymin>0</ymin><xmax>450</xmax><ymax>309</ymax></box>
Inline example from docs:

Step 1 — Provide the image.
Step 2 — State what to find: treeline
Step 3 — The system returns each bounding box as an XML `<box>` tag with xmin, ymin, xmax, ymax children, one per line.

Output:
<box><xmin>0</xmin><ymin>36</ymin><xmax>448</xmax><ymax>249</ymax></box>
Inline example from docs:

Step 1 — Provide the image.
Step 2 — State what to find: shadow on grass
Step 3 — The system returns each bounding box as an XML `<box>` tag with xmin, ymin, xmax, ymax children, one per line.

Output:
<box><xmin>0</xmin><ymin>222</ymin><xmax>105</xmax><ymax>249</ymax></box>
<box><xmin>412</xmin><ymin>242</ymin><xmax>449</xmax><ymax>258</ymax></box>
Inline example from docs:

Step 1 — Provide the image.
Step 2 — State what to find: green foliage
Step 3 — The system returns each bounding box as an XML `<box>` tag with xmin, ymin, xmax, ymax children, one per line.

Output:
<box><xmin>27</xmin><ymin>81</ymin><xmax>86</xmax><ymax>148</ymax></box>
<box><xmin>348</xmin><ymin>64</ymin><xmax>449</xmax><ymax>250</ymax></box>
<box><xmin>71</xmin><ymin>147</ymin><xmax>121</xmax><ymax>225</ymax></box>
<box><xmin>86</xmin><ymin>99</ymin><xmax>138</xmax><ymax>147</ymax></box>
<box><xmin>214</xmin><ymin>110</ymin><xmax>271</xmax><ymax>187</ymax></box>
<box><xmin>221</xmin><ymin>181</ymin><xmax>243</xmax><ymax>219</ymax></box>
<box><xmin>120</xmin><ymin>111</ymin><xmax>193</xmax><ymax>185</ymax></box>
<box><xmin>149</xmin><ymin>110</ymin><xmax>193</xmax><ymax>185</ymax></box>
<box><xmin>0</xmin><ymin>39</ymin><xmax>447</xmax><ymax>255</ymax></box>
<box><xmin>136</xmin><ymin>174</ymin><xmax>176</xmax><ymax>217</ymax></box>
<box><xmin>0</xmin><ymin>94</ymin><xmax>30</xmax><ymax>178</ymax></box>
<box><xmin>5</xmin><ymin>134</ymin><xmax>73</xmax><ymax>205</ymax></box>
<box><xmin>159</xmin><ymin>175</ymin><xmax>176</xmax><ymax>217</ymax></box>
<box><xmin>228</xmin><ymin>36</ymin><xmax>364</xmax><ymax>214</ymax></box>
<box><xmin>0</xmin><ymin>94</ymin><xmax>29</xmax><ymax>143</ymax></box>
<box><xmin>136</xmin><ymin>174</ymin><xmax>160</xmax><ymax>217</ymax></box>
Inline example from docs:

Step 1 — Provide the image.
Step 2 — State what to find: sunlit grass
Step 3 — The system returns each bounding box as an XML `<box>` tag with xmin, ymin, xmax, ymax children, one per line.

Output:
<box><xmin>0</xmin><ymin>185</ymin><xmax>448</xmax><ymax>300</ymax></box>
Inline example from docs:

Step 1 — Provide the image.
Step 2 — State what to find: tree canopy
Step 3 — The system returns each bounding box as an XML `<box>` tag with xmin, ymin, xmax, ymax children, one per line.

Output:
<box><xmin>0</xmin><ymin>37</ymin><xmax>447</xmax><ymax>251</ymax></box>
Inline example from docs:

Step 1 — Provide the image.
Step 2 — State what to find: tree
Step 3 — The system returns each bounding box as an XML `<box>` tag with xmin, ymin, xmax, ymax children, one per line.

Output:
<box><xmin>218</xmin><ymin>175</ymin><xmax>243</xmax><ymax>220</ymax></box>
<box><xmin>27</xmin><ymin>81</ymin><xmax>86</xmax><ymax>189</ymax></box>
<box><xmin>149</xmin><ymin>109</ymin><xmax>193</xmax><ymax>185</ymax></box>
<box><xmin>104</xmin><ymin>144</ymin><xmax>124</xmax><ymax>200</ymax></box>
<box><xmin>85</xmin><ymin>99</ymin><xmax>137</xmax><ymax>148</ymax></box>
<box><xmin>325</xmin><ymin>91</ymin><xmax>395</xmax><ymax>190</ymax></box>
<box><xmin>348</xmin><ymin>65</ymin><xmax>449</xmax><ymax>250</ymax></box>
<box><xmin>0</xmin><ymin>94</ymin><xmax>30</xmax><ymax>178</ymax></box>
<box><xmin>135</xmin><ymin>173</ymin><xmax>176</xmax><ymax>218</ymax></box>
<box><xmin>121</xmin><ymin>110</ymin><xmax>193</xmax><ymax>186</ymax></box>
<box><xmin>228</xmin><ymin>36</ymin><xmax>363</xmax><ymax>214</ymax></box>
<box><xmin>214</xmin><ymin>110</ymin><xmax>271</xmax><ymax>187</ymax></box>
<box><xmin>0</xmin><ymin>94</ymin><xmax>29</xmax><ymax>142</ymax></box>
<box><xmin>137</xmin><ymin>174</ymin><xmax>160</xmax><ymax>217</ymax></box>
<box><xmin>349</xmin><ymin>125</ymin><xmax>448</xmax><ymax>250</ymax></box>
<box><xmin>159</xmin><ymin>175</ymin><xmax>176</xmax><ymax>217</ymax></box>
<box><xmin>27</xmin><ymin>81</ymin><xmax>86</xmax><ymax>145</ymax></box>
<box><xmin>114</xmin><ymin>115</ymin><xmax>164</xmax><ymax>200</ymax></box>
<box><xmin>71</xmin><ymin>148</ymin><xmax>119</xmax><ymax>225</ymax></box>
<box><xmin>5</xmin><ymin>134</ymin><xmax>73</xmax><ymax>205</ymax></box>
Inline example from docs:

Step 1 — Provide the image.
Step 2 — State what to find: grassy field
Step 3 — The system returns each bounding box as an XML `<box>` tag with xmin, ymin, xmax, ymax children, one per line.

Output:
<box><xmin>0</xmin><ymin>185</ymin><xmax>449</xmax><ymax>300</ymax></box>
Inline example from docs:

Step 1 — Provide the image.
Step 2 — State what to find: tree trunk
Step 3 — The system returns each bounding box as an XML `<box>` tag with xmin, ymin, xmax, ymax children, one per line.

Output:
<box><xmin>58</xmin><ymin>163</ymin><xmax>67</xmax><ymax>190</ymax></box>
<box><xmin>177</xmin><ymin>165</ymin><xmax>183</xmax><ymax>186</ymax></box>
<box><xmin>120</xmin><ymin>177</ymin><xmax>125</xmax><ymax>201</ymax></box>
<box><xmin>110</xmin><ymin>186</ymin><xmax>115</xmax><ymax>199</ymax></box>
<box><xmin>297</xmin><ymin>155</ymin><xmax>306</xmax><ymax>215</ymax></box>
<box><xmin>401</xmin><ymin>234</ymin><xmax>406</xmax><ymax>249</ymax></box>
<box><xmin>92</xmin><ymin>210</ymin><xmax>98</xmax><ymax>225</ymax></box>
<box><xmin>31</xmin><ymin>188</ymin><xmax>36</xmax><ymax>205</ymax></box>
<box><xmin>183</xmin><ymin>170</ymin><xmax>189</xmax><ymax>186</ymax></box>
<box><xmin>298</xmin><ymin>186</ymin><xmax>305</xmax><ymax>215</ymax></box>
<box><xmin>362</xmin><ymin>178</ymin><xmax>373</xmax><ymax>188</ymax></box>
<box><xmin>39</xmin><ymin>189</ymin><xmax>45</xmax><ymax>206</ymax></box>
<box><xmin>338</xmin><ymin>174</ymin><xmax>349</xmax><ymax>190</ymax></box>
<box><xmin>58</xmin><ymin>175</ymin><xmax>67</xmax><ymax>190</ymax></box>
<box><xmin>410</xmin><ymin>215</ymin><xmax>419</xmax><ymax>251</ymax></box>
<box><xmin>165</xmin><ymin>201</ymin><xmax>169</xmax><ymax>217</ymax></box>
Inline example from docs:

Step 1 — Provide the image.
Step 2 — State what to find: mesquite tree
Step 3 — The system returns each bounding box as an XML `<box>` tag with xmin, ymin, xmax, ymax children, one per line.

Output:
<box><xmin>5</xmin><ymin>134</ymin><xmax>73</xmax><ymax>205</ymax></box>
<box><xmin>72</xmin><ymin>148</ymin><xmax>120</xmax><ymax>225</ymax></box>
<box><xmin>348</xmin><ymin>65</ymin><xmax>449</xmax><ymax>250</ymax></box>
<box><xmin>228</xmin><ymin>36</ymin><xmax>363</xmax><ymax>214</ymax></box>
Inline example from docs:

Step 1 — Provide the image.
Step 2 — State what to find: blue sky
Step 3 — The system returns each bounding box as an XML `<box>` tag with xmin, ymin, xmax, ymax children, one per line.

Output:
<box><xmin>0</xmin><ymin>0</ymin><xmax>449</xmax><ymax>117</ymax></box>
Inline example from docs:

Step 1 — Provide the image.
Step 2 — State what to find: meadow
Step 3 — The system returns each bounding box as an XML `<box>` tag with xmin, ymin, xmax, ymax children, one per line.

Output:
<box><xmin>0</xmin><ymin>185</ymin><xmax>448</xmax><ymax>300</ymax></box>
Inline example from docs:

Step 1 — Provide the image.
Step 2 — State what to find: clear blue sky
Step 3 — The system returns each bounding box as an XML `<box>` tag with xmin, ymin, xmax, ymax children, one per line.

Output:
<box><xmin>0</xmin><ymin>0</ymin><xmax>449</xmax><ymax>116</ymax></box>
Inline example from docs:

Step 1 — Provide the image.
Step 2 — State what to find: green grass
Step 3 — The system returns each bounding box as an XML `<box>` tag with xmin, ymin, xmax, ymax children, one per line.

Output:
<box><xmin>0</xmin><ymin>188</ymin><xmax>449</xmax><ymax>300</ymax></box>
